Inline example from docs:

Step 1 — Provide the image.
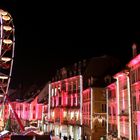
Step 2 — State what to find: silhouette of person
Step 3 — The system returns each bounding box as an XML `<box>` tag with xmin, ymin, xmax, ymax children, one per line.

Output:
<box><xmin>69</xmin><ymin>135</ymin><xmax>71</xmax><ymax>140</ymax></box>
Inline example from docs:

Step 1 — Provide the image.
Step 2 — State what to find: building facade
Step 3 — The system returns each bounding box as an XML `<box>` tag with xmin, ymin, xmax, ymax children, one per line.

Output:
<box><xmin>48</xmin><ymin>75</ymin><xmax>83</xmax><ymax>140</ymax></box>
<box><xmin>107</xmin><ymin>83</ymin><xmax>117</xmax><ymax>139</ymax></box>
<box><xmin>127</xmin><ymin>54</ymin><xmax>140</xmax><ymax>140</ymax></box>
<box><xmin>83</xmin><ymin>87</ymin><xmax>106</xmax><ymax>140</ymax></box>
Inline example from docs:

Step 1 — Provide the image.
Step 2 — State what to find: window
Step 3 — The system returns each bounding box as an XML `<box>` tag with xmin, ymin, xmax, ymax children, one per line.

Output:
<box><xmin>33</xmin><ymin>113</ymin><xmax>35</xmax><ymax>119</ymax></box>
<box><xmin>77</xmin><ymin>95</ymin><xmax>80</xmax><ymax>106</ymax></box>
<box><xmin>113</xmin><ymin>107</ymin><xmax>116</xmax><ymax>116</ymax></box>
<box><xmin>102</xmin><ymin>120</ymin><xmax>106</xmax><ymax>127</ymax></box>
<box><xmin>131</xmin><ymin>71</ymin><xmax>136</xmax><ymax>84</ymax></box>
<box><xmin>68</xmin><ymin>96</ymin><xmax>71</xmax><ymax>106</ymax></box>
<box><xmin>25</xmin><ymin>107</ymin><xmax>27</xmax><ymax>111</ymax></box>
<box><xmin>102</xmin><ymin>104</ymin><xmax>106</xmax><ymax>113</ymax></box>
<box><xmin>68</xmin><ymin>83</ymin><xmax>72</xmax><ymax>93</ymax></box>
<box><xmin>61</xmin><ymin>81</ymin><xmax>66</xmax><ymax>92</ymax></box>
<box><xmin>59</xmin><ymin>96</ymin><xmax>61</xmax><ymax>106</ymax></box>
<box><xmin>33</xmin><ymin>106</ymin><xmax>36</xmax><ymax>111</ymax></box>
<box><xmin>138</xmin><ymin>67</ymin><xmax>140</xmax><ymax>81</ymax></box>
<box><xmin>73</xmin><ymin>82</ymin><xmax>76</xmax><ymax>93</ymax></box>
<box><xmin>108</xmin><ymin>90</ymin><xmax>112</xmax><ymax>99</ymax></box>
<box><xmin>89</xmin><ymin>103</ymin><xmax>91</xmax><ymax>115</ymax></box>
<box><xmin>108</xmin><ymin>107</ymin><xmax>111</xmax><ymax>115</ymax></box>
<box><xmin>20</xmin><ymin>105</ymin><xmax>23</xmax><ymax>111</ymax></box>
<box><xmin>73</xmin><ymin>96</ymin><xmax>76</xmax><ymax>106</ymax></box>
<box><xmin>133</xmin><ymin>96</ymin><xmax>136</xmax><ymax>111</ymax></box>
<box><xmin>51</xmin><ymin>88</ymin><xmax>54</xmax><ymax>96</ymax></box>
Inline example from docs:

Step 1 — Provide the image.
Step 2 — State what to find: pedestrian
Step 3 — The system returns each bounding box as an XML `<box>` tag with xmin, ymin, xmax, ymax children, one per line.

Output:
<box><xmin>59</xmin><ymin>132</ymin><xmax>61</xmax><ymax>139</ymax></box>
<box><xmin>64</xmin><ymin>135</ymin><xmax>67</xmax><ymax>140</ymax></box>
<box><xmin>69</xmin><ymin>135</ymin><xmax>71</xmax><ymax>140</ymax></box>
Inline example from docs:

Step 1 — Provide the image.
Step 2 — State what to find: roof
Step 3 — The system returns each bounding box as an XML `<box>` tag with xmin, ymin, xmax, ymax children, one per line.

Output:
<box><xmin>83</xmin><ymin>55</ymin><xmax>121</xmax><ymax>79</ymax></box>
<box><xmin>37</xmin><ymin>82</ymin><xmax>50</xmax><ymax>104</ymax></box>
<box><xmin>83</xmin><ymin>55</ymin><xmax>121</xmax><ymax>87</ymax></box>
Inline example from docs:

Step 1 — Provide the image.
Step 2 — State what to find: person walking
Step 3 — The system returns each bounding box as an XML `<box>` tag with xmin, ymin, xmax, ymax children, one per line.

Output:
<box><xmin>69</xmin><ymin>135</ymin><xmax>71</xmax><ymax>140</ymax></box>
<box><xmin>63</xmin><ymin>135</ymin><xmax>67</xmax><ymax>140</ymax></box>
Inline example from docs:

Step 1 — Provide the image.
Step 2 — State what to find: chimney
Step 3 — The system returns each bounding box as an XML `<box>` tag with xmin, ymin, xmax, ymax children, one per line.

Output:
<box><xmin>132</xmin><ymin>43</ymin><xmax>137</xmax><ymax>57</ymax></box>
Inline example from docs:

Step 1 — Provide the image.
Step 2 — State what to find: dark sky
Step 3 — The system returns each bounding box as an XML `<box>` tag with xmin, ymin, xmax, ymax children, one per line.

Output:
<box><xmin>1</xmin><ymin>1</ymin><xmax>140</xmax><ymax>88</ymax></box>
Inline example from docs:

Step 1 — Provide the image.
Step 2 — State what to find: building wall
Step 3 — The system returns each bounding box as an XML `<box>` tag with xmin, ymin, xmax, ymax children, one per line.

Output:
<box><xmin>49</xmin><ymin>75</ymin><xmax>82</xmax><ymax>139</ymax></box>
<box><xmin>107</xmin><ymin>83</ymin><xmax>118</xmax><ymax>139</ymax></box>
<box><xmin>83</xmin><ymin>87</ymin><xmax>106</xmax><ymax>140</ymax></box>
<box><xmin>128</xmin><ymin>54</ymin><xmax>140</xmax><ymax>140</ymax></box>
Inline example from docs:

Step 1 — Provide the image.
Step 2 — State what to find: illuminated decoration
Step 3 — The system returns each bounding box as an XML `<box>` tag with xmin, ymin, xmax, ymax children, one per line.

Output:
<box><xmin>3</xmin><ymin>39</ymin><xmax>12</xmax><ymax>44</ymax></box>
<box><xmin>1</xmin><ymin>57</ymin><xmax>11</xmax><ymax>62</ymax></box>
<box><xmin>2</xmin><ymin>15</ymin><xmax>10</xmax><ymax>21</ymax></box>
<box><xmin>0</xmin><ymin>73</ymin><xmax>8</xmax><ymax>79</ymax></box>
<box><xmin>92</xmin><ymin>114</ymin><xmax>106</xmax><ymax>123</ymax></box>
<box><xmin>3</xmin><ymin>26</ymin><xmax>12</xmax><ymax>31</ymax></box>
<box><xmin>0</xmin><ymin>10</ymin><xmax>7</xmax><ymax>16</ymax></box>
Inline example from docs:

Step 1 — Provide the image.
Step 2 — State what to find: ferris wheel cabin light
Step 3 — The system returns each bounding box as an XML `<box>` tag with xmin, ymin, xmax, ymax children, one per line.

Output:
<box><xmin>3</xmin><ymin>26</ymin><xmax>12</xmax><ymax>31</ymax></box>
<box><xmin>0</xmin><ymin>10</ymin><xmax>8</xmax><ymax>16</ymax></box>
<box><xmin>1</xmin><ymin>57</ymin><xmax>11</xmax><ymax>62</ymax></box>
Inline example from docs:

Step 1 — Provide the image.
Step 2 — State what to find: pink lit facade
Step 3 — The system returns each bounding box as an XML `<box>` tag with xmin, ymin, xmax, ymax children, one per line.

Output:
<box><xmin>30</xmin><ymin>97</ymin><xmax>43</xmax><ymax>121</ymax></box>
<box><xmin>128</xmin><ymin>54</ymin><xmax>140</xmax><ymax>140</ymax></box>
<box><xmin>115</xmin><ymin>72</ymin><xmax>131</xmax><ymax>140</ymax></box>
<box><xmin>107</xmin><ymin>71</ymin><xmax>132</xmax><ymax>140</ymax></box>
<box><xmin>0</xmin><ymin>96</ymin><xmax>43</xmax><ymax>131</ymax></box>
<box><xmin>49</xmin><ymin>75</ymin><xmax>82</xmax><ymax>140</ymax></box>
<box><xmin>107</xmin><ymin>83</ymin><xmax>118</xmax><ymax>139</ymax></box>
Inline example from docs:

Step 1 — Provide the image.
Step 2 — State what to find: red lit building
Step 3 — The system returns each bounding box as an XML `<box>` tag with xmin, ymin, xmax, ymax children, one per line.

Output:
<box><xmin>107</xmin><ymin>50</ymin><xmax>140</xmax><ymax>140</ymax></box>
<box><xmin>107</xmin><ymin>71</ymin><xmax>132</xmax><ymax>140</ymax></box>
<box><xmin>49</xmin><ymin>75</ymin><xmax>82</xmax><ymax>140</ymax></box>
<box><xmin>127</xmin><ymin>54</ymin><xmax>140</xmax><ymax>140</ymax></box>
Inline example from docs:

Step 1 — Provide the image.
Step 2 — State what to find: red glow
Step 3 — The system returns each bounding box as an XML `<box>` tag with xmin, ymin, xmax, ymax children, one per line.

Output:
<box><xmin>107</xmin><ymin>83</ymin><xmax>115</xmax><ymax>90</ymax></box>
<box><xmin>127</xmin><ymin>54</ymin><xmax>140</xmax><ymax>67</ymax></box>
<box><xmin>114</xmin><ymin>71</ymin><xmax>127</xmax><ymax>79</ymax></box>
<box><xmin>137</xmin><ymin>112</ymin><xmax>140</xmax><ymax>140</ymax></box>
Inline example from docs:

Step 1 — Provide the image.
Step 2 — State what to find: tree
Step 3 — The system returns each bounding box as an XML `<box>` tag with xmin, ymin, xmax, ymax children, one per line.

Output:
<box><xmin>5</xmin><ymin>116</ymin><xmax>12</xmax><ymax>132</ymax></box>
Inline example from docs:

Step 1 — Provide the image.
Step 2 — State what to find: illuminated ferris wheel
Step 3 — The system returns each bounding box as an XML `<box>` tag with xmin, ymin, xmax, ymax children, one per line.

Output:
<box><xmin>0</xmin><ymin>9</ymin><xmax>15</xmax><ymax>105</ymax></box>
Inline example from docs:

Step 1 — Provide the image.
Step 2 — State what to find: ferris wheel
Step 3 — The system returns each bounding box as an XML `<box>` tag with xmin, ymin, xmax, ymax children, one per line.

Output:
<box><xmin>0</xmin><ymin>9</ymin><xmax>15</xmax><ymax>109</ymax></box>
<box><xmin>0</xmin><ymin>9</ymin><xmax>25</xmax><ymax>132</ymax></box>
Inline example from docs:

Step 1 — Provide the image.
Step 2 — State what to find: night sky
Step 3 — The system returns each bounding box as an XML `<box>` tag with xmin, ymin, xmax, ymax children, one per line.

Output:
<box><xmin>1</xmin><ymin>1</ymin><xmax>140</xmax><ymax>88</ymax></box>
